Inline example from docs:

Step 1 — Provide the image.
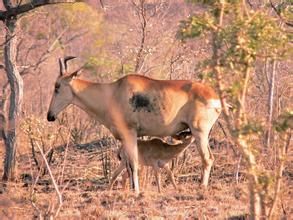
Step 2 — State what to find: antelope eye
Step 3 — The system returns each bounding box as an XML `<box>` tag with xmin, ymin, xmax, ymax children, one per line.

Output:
<box><xmin>54</xmin><ymin>84</ymin><xmax>60</xmax><ymax>93</ymax></box>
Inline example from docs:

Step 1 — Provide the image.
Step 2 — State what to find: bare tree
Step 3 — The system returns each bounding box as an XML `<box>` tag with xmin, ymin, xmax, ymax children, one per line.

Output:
<box><xmin>130</xmin><ymin>0</ymin><xmax>147</xmax><ymax>72</ymax></box>
<box><xmin>0</xmin><ymin>0</ymin><xmax>78</xmax><ymax>181</ymax></box>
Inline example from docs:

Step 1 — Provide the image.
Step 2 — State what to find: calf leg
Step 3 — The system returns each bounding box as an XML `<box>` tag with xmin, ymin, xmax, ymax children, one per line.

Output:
<box><xmin>154</xmin><ymin>168</ymin><xmax>162</xmax><ymax>193</ymax></box>
<box><xmin>140</xmin><ymin>166</ymin><xmax>146</xmax><ymax>189</ymax></box>
<box><xmin>164</xmin><ymin>164</ymin><xmax>177</xmax><ymax>190</ymax></box>
<box><xmin>121</xmin><ymin>170</ymin><xmax>128</xmax><ymax>190</ymax></box>
<box><xmin>108</xmin><ymin>163</ymin><xmax>125</xmax><ymax>190</ymax></box>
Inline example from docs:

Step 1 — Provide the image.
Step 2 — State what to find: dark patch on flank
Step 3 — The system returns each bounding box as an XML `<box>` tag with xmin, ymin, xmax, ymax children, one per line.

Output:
<box><xmin>129</xmin><ymin>93</ymin><xmax>154</xmax><ymax>113</ymax></box>
<box><xmin>181</xmin><ymin>83</ymin><xmax>192</xmax><ymax>92</ymax></box>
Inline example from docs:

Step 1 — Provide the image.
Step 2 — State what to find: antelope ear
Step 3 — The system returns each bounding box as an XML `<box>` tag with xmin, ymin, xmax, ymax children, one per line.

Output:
<box><xmin>59</xmin><ymin>56</ymin><xmax>77</xmax><ymax>76</ymax></box>
<box><xmin>67</xmin><ymin>68</ymin><xmax>82</xmax><ymax>80</ymax></box>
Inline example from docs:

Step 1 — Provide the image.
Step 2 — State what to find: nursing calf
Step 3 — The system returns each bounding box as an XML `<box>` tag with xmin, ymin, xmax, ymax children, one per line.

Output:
<box><xmin>109</xmin><ymin>131</ymin><xmax>194</xmax><ymax>192</ymax></box>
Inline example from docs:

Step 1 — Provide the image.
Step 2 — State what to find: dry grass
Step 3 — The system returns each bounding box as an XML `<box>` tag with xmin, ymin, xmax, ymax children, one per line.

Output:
<box><xmin>0</xmin><ymin>129</ymin><xmax>292</xmax><ymax>219</ymax></box>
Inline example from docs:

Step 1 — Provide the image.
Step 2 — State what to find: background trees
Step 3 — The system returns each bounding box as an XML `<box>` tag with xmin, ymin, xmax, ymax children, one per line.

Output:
<box><xmin>0</xmin><ymin>0</ymin><xmax>79</xmax><ymax>181</ymax></box>
<box><xmin>0</xmin><ymin>0</ymin><xmax>291</xmax><ymax>219</ymax></box>
<box><xmin>178</xmin><ymin>0</ymin><xmax>291</xmax><ymax>218</ymax></box>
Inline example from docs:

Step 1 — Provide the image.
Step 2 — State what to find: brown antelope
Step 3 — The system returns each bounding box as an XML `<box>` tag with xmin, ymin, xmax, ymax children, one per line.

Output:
<box><xmin>109</xmin><ymin>130</ymin><xmax>194</xmax><ymax>192</ymax></box>
<box><xmin>47</xmin><ymin>56</ymin><xmax>222</xmax><ymax>194</ymax></box>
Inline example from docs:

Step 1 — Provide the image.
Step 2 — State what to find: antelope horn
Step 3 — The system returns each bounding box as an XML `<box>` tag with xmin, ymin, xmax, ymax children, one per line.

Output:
<box><xmin>64</xmin><ymin>56</ymin><xmax>77</xmax><ymax>71</ymax></box>
<box><xmin>59</xmin><ymin>57</ymin><xmax>65</xmax><ymax>76</ymax></box>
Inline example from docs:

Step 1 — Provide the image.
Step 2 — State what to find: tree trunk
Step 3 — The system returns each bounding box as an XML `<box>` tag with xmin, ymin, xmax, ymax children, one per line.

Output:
<box><xmin>266</xmin><ymin>59</ymin><xmax>277</xmax><ymax>148</ymax></box>
<box><xmin>0</xmin><ymin>0</ymin><xmax>78</xmax><ymax>182</ymax></box>
<box><xmin>133</xmin><ymin>0</ymin><xmax>147</xmax><ymax>72</ymax></box>
<box><xmin>2</xmin><ymin>17</ymin><xmax>23</xmax><ymax>181</ymax></box>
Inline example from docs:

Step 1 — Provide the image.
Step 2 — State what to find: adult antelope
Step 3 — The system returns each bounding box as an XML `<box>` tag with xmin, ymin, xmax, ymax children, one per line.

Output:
<box><xmin>47</xmin><ymin>56</ymin><xmax>222</xmax><ymax>194</ymax></box>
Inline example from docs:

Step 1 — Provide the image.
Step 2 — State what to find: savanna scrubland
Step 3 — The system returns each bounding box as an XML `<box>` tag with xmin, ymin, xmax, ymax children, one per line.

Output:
<box><xmin>0</xmin><ymin>0</ymin><xmax>292</xmax><ymax>219</ymax></box>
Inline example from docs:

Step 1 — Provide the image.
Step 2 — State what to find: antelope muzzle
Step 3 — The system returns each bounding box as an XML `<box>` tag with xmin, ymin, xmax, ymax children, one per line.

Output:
<box><xmin>47</xmin><ymin>111</ymin><xmax>56</xmax><ymax>122</ymax></box>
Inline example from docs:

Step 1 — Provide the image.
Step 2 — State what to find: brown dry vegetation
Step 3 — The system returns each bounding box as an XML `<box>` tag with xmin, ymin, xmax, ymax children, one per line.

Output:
<box><xmin>0</xmin><ymin>113</ymin><xmax>292</xmax><ymax>219</ymax></box>
<box><xmin>0</xmin><ymin>0</ymin><xmax>292</xmax><ymax>219</ymax></box>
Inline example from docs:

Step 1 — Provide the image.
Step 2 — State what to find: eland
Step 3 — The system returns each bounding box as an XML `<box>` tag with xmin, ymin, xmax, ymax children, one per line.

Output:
<box><xmin>47</xmin><ymin>56</ymin><xmax>222</xmax><ymax>194</ymax></box>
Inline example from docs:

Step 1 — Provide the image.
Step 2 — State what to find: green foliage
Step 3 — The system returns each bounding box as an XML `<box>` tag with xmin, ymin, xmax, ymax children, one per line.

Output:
<box><xmin>178</xmin><ymin>14</ymin><xmax>214</xmax><ymax>40</ymax></box>
<box><xmin>180</xmin><ymin>0</ymin><xmax>290</xmax><ymax>150</ymax></box>
<box><xmin>225</xmin><ymin>81</ymin><xmax>242</xmax><ymax>98</ymax></box>
<box><xmin>118</xmin><ymin>63</ymin><xmax>135</xmax><ymax>75</ymax></box>
<box><xmin>239</xmin><ymin>120</ymin><xmax>263</xmax><ymax>136</ymax></box>
<box><xmin>277</xmin><ymin>0</ymin><xmax>292</xmax><ymax>20</ymax></box>
<box><xmin>61</xmin><ymin>3</ymin><xmax>103</xmax><ymax>35</ymax></box>
<box><xmin>35</xmin><ymin>32</ymin><xmax>47</xmax><ymax>40</ymax></box>
<box><xmin>179</xmin><ymin>1</ymin><xmax>290</xmax><ymax>142</ymax></box>
<box><xmin>84</xmin><ymin>56</ymin><xmax>105</xmax><ymax>71</ymax></box>
<box><xmin>187</xmin><ymin>0</ymin><xmax>240</xmax><ymax>6</ymax></box>
<box><xmin>186</xmin><ymin>0</ymin><xmax>218</xmax><ymax>5</ymax></box>
<box><xmin>181</xmin><ymin>12</ymin><xmax>288</xmax><ymax>70</ymax></box>
<box><xmin>180</xmin><ymin>2</ymin><xmax>289</xmax><ymax>64</ymax></box>
<box><xmin>83</xmin><ymin>55</ymin><xmax>134</xmax><ymax>78</ymax></box>
<box><xmin>273</xmin><ymin>111</ymin><xmax>293</xmax><ymax>132</ymax></box>
<box><xmin>246</xmin><ymin>13</ymin><xmax>288</xmax><ymax>58</ymax></box>
<box><xmin>198</xmin><ymin>70</ymin><xmax>215</xmax><ymax>81</ymax></box>
<box><xmin>257</xmin><ymin>170</ymin><xmax>274</xmax><ymax>202</ymax></box>
<box><xmin>258</xmin><ymin>171</ymin><xmax>272</xmax><ymax>188</ymax></box>
<box><xmin>229</xmin><ymin>119</ymin><xmax>264</xmax><ymax>138</ymax></box>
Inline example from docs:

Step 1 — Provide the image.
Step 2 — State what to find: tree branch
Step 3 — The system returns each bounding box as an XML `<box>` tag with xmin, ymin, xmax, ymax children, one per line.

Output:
<box><xmin>0</xmin><ymin>0</ymin><xmax>81</xmax><ymax>21</ymax></box>
<box><xmin>35</xmin><ymin>141</ymin><xmax>63</xmax><ymax>218</ymax></box>
<box><xmin>269</xmin><ymin>0</ymin><xmax>293</xmax><ymax>27</ymax></box>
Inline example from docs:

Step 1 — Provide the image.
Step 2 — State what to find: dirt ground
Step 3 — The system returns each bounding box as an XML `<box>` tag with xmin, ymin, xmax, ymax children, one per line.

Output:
<box><xmin>0</xmin><ymin>137</ymin><xmax>292</xmax><ymax>219</ymax></box>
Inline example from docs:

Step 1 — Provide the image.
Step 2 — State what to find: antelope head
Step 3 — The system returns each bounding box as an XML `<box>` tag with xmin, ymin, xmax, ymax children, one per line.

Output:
<box><xmin>47</xmin><ymin>56</ymin><xmax>81</xmax><ymax>122</ymax></box>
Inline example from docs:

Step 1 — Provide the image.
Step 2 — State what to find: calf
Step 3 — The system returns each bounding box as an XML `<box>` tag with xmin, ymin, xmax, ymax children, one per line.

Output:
<box><xmin>109</xmin><ymin>131</ymin><xmax>194</xmax><ymax>192</ymax></box>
